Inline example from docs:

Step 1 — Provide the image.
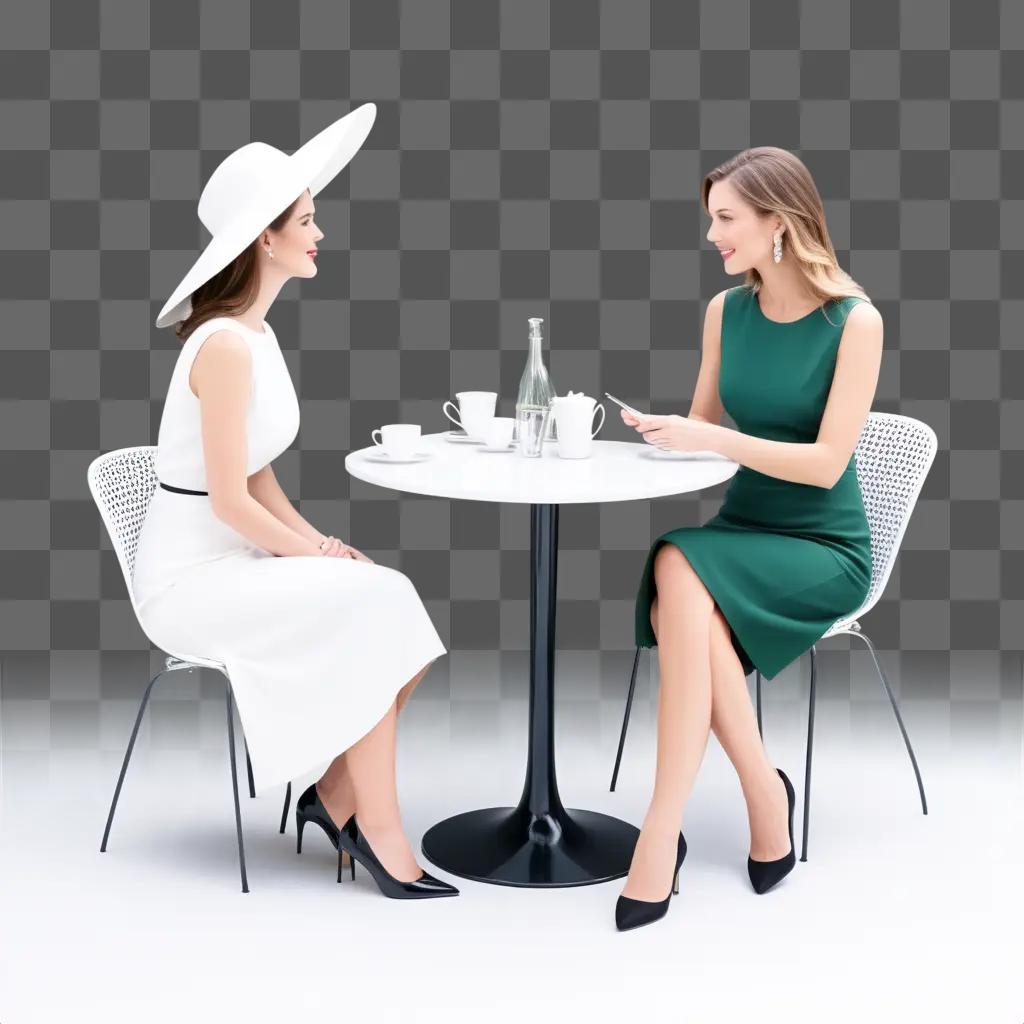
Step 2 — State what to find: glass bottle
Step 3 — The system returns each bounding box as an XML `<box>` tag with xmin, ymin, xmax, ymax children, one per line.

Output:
<box><xmin>514</xmin><ymin>317</ymin><xmax>557</xmax><ymax>456</ymax></box>
<box><xmin>516</xmin><ymin>313</ymin><xmax>557</xmax><ymax>454</ymax></box>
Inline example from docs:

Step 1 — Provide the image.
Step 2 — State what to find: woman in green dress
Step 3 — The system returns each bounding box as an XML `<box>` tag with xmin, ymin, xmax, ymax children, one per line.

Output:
<box><xmin>614</xmin><ymin>147</ymin><xmax>884</xmax><ymax>932</ymax></box>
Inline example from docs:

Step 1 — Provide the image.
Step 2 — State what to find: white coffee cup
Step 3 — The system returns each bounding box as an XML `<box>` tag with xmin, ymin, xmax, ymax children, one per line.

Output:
<box><xmin>479</xmin><ymin>416</ymin><xmax>515</xmax><ymax>450</ymax></box>
<box><xmin>371</xmin><ymin>423</ymin><xmax>421</xmax><ymax>458</ymax></box>
<box><xmin>550</xmin><ymin>392</ymin><xmax>605</xmax><ymax>459</ymax></box>
<box><xmin>443</xmin><ymin>391</ymin><xmax>497</xmax><ymax>441</ymax></box>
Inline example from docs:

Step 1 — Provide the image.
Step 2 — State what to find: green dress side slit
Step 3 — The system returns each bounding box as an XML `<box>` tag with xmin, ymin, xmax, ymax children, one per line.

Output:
<box><xmin>633</xmin><ymin>284</ymin><xmax>874</xmax><ymax>681</ymax></box>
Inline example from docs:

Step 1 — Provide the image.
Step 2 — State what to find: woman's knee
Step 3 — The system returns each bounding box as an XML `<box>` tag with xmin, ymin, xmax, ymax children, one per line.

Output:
<box><xmin>378</xmin><ymin>564</ymin><xmax>418</xmax><ymax>597</ymax></box>
<box><xmin>654</xmin><ymin>545</ymin><xmax>714</xmax><ymax>615</ymax></box>
<box><xmin>653</xmin><ymin>542</ymin><xmax>683</xmax><ymax>581</ymax></box>
<box><xmin>654</xmin><ymin>543</ymin><xmax>697</xmax><ymax>590</ymax></box>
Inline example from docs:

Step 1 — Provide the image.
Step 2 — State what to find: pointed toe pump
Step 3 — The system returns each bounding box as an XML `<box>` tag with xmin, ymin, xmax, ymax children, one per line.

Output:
<box><xmin>615</xmin><ymin>832</ymin><xmax>687</xmax><ymax>932</ymax></box>
<box><xmin>294</xmin><ymin>783</ymin><xmax>356</xmax><ymax>883</ymax></box>
<box><xmin>747</xmin><ymin>768</ymin><xmax>796</xmax><ymax>895</ymax></box>
<box><xmin>336</xmin><ymin>815</ymin><xmax>460</xmax><ymax>900</ymax></box>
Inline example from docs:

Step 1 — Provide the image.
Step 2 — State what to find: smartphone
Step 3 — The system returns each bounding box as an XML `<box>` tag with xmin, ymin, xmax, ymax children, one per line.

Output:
<box><xmin>605</xmin><ymin>393</ymin><xmax>647</xmax><ymax>418</ymax></box>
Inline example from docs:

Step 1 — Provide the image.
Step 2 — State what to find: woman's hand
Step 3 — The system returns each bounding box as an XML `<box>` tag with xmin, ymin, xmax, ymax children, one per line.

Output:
<box><xmin>318</xmin><ymin>535</ymin><xmax>348</xmax><ymax>558</ymax></box>
<box><xmin>619</xmin><ymin>407</ymin><xmax>713</xmax><ymax>453</ymax></box>
<box><xmin>343</xmin><ymin>543</ymin><xmax>374</xmax><ymax>564</ymax></box>
<box><xmin>318</xmin><ymin>536</ymin><xmax>375</xmax><ymax>563</ymax></box>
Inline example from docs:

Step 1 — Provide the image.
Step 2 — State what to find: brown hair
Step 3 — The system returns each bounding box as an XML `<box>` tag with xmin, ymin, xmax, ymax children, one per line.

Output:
<box><xmin>701</xmin><ymin>147</ymin><xmax>870</xmax><ymax>327</ymax></box>
<box><xmin>173</xmin><ymin>192</ymin><xmax>306</xmax><ymax>342</ymax></box>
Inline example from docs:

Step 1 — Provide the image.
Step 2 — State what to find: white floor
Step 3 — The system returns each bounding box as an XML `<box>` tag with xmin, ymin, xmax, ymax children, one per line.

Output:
<box><xmin>2</xmin><ymin>689</ymin><xmax>1022</xmax><ymax>1024</ymax></box>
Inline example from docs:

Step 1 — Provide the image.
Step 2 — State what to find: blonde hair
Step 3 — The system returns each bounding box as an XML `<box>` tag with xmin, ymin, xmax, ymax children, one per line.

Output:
<box><xmin>702</xmin><ymin>146</ymin><xmax>871</xmax><ymax>327</ymax></box>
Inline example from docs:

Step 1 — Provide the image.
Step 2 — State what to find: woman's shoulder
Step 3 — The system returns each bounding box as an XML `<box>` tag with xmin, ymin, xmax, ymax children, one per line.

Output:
<box><xmin>835</xmin><ymin>294</ymin><xmax>880</xmax><ymax>324</ymax></box>
<box><xmin>720</xmin><ymin>284</ymin><xmax>751</xmax><ymax>310</ymax></box>
<box><xmin>179</xmin><ymin>318</ymin><xmax>264</xmax><ymax>397</ymax></box>
<box><xmin>181</xmin><ymin>316</ymin><xmax>272</xmax><ymax>345</ymax></box>
<box><xmin>831</xmin><ymin>296</ymin><xmax>882</xmax><ymax>351</ymax></box>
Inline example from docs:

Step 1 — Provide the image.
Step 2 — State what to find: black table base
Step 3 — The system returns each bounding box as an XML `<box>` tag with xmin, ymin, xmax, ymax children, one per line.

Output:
<box><xmin>421</xmin><ymin>805</ymin><xmax>639</xmax><ymax>888</ymax></box>
<box><xmin>421</xmin><ymin>503</ymin><xmax>641</xmax><ymax>887</ymax></box>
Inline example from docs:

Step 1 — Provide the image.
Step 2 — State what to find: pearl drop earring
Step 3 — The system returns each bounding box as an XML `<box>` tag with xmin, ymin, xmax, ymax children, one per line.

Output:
<box><xmin>773</xmin><ymin>235</ymin><xmax>782</xmax><ymax>264</ymax></box>
<box><xmin>267</xmin><ymin>247</ymin><xmax>274</xmax><ymax>259</ymax></box>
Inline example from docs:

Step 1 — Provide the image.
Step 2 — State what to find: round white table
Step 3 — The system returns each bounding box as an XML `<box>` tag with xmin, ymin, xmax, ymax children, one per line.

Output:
<box><xmin>345</xmin><ymin>430</ymin><xmax>739</xmax><ymax>887</ymax></box>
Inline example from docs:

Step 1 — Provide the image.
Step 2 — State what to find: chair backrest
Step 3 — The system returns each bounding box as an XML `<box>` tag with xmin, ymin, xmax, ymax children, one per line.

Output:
<box><xmin>86</xmin><ymin>446</ymin><xmax>159</xmax><ymax>619</ymax></box>
<box><xmin>848</xmin><ymin>411</ymin><xmax>938</xmax><ymax>622</ymax></box>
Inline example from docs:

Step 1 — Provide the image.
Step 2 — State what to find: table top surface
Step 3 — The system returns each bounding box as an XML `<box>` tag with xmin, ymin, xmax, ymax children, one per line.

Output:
<box><xmin>345</xmin><ymin>431</ymin><xmax>739</xmax><ymax>504</ymax></box>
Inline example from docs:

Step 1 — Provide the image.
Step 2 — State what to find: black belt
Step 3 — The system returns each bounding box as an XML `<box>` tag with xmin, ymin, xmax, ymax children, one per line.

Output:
<box><xmin>159</xmin><ymin>481</ymin><xmax>209</xmax><ymax>496</ymax></box>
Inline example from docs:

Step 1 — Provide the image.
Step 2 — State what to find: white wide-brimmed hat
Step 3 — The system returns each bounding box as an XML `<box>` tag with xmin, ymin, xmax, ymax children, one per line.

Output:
<box><xmin>155</xmin><ymin>102</ymin><xmax>377</xmax><ymax>329</ymax></box>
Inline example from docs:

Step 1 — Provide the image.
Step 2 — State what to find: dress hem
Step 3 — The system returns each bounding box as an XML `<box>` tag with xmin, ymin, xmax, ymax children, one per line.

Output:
<box><xmin>240</xmin><ymin>637</ymin><xmax>450</xmax><ymax>797</ymax></box>
<box><xmin>635</xmin><ymin>535</ymin><xmax>790</xmax><ymax>681</ymax></box>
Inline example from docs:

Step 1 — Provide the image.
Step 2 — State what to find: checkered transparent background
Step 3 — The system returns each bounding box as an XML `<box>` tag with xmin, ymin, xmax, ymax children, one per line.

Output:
<box><xmin>1</xmin><ymin>0</ymin><xmax>1023</xmax><ymax>756</ymax></box>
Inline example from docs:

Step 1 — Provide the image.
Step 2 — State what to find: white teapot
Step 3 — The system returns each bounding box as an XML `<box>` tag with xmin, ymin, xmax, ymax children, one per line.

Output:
<box><xmin>550</xmin><ymin>391</ymin><xmax>606</xmax><ymax>459</ymax></box>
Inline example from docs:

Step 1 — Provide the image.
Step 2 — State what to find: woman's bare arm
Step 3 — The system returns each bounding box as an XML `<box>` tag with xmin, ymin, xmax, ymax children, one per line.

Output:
<box><xmin>247</xmin><ymin>463</ymin><xmax>325</xmax><ymax>547</ymax></box>
<box><xmin>621</xmin><ymin>290</ymin><xmax>727</xmax><ymax>432</ymax></box>
<box><xmin>686</xmin><ymin>289</ymin><xmax>728</xmax><ymax>426</ymax></box>
<box><xmin>192</xmin><ymin>330</ymin><xmax>322</xmax><ymax>557</ymax></box>
<box><xmin>622</xmin><ymin>292</ymin><xmax>882</xmax><ymax>489</ymax></box>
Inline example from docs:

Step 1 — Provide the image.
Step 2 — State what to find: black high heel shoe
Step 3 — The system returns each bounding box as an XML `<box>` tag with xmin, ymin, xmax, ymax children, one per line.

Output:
<box><xmin>747</xmin><ymin>767</ymin><xmax>796</xmax><ymax>895</ymax></box>
<box><xmin>336</xmin><ymin>815</ymin><xmax>460</xmax><ymax>900</ymax></box>
<box><xmin>615</xmin><ymin>831</ymin><xmax>687</xmax><ymax>932</ymax></box>
<box><xmin>295</xmin><ymin>783</ymin><xmax>356</xmax><ymax>883</ymax></box>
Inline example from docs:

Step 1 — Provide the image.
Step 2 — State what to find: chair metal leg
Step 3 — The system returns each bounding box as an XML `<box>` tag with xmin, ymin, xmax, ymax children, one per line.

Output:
<box><xmin>755</xmin><ymin>670</ymin><xmax>763</xmax><ymax>738</ymax></box>
<box><xmin>280</xmin><ymin>781</ymin><xmax>292</xmax><ymax>834</ymax></box>
<box><xmin>610</xmin><ymin>646</ymin><xmax>642</xmax><ymax>792</ymax></box>
<box><xmin>800</xmin><ymin>645</ymin><xmax>818</xmax><ymax>863</ymax></box>
<box><xmin>100</xmin><ymin>668</ymin><xmax>166</xmax><ymax>852</ymax></box>
<box><xmin>225</xmin><ymin>686</ymin><xmax>249</xmax><ymax>893</ymax></box>
<box><xmin>244</xmin><ymin>740</ymin><xmax>256</xmax><ymax>799</ymax></box>
<box><xmin>849</xmin><ymin>628</ymin><xmax>928</xmax><ymax>816</ymax></box>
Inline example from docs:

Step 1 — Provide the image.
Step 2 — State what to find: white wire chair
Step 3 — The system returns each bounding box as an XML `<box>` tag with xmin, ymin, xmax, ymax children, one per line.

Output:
<box><xmin>87</xmin><ymin>445</ymin><xmax>277</xmax><ymax>893</ymax></box>
<box><xmin>609</xmin><ymin>412</ymin><xmax>938</xmax><ymax>862</ymax></box>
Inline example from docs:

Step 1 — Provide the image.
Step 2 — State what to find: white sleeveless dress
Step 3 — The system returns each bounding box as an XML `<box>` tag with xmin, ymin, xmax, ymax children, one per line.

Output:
<box><xmin>132</xmin><ymin>316</ymin><xmax>448</xmax><ymax>795</ymax></box>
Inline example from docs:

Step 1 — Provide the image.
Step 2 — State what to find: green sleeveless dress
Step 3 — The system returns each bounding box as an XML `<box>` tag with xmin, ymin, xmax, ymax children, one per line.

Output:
<box><xmin>634</xmin><ymin>284</ymin><xmax>874</xmax><ymax>680</ymax></box>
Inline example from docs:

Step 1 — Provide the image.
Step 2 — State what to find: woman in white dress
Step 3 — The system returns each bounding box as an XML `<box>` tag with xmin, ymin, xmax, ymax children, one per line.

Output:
<box><xmin>133</xmin><ymin>104</ymin><xmax>458</xmax><ymax>899</ymax></box>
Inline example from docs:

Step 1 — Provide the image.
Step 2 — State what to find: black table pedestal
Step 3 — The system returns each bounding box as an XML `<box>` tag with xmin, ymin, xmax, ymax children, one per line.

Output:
<box><xmin>421</xmin><ymin>503</ymin><xmax>640</xmax><ymax>887</ymax></box>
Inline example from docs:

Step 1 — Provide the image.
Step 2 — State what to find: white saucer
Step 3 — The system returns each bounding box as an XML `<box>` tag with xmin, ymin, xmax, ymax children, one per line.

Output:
<box><xmin>443</xmin><ymin>430</ymin><xmax>484</xmax><ymax>444</ymax></box>
<box><xmin>364</xmin><ymin>449</ymin><xmax>434</xmax><ymax>464</ymax></box>
<box><xmin>641</xmin><ymin>447</ymin><xmax>730</xmax><ymax>461</ymax></box>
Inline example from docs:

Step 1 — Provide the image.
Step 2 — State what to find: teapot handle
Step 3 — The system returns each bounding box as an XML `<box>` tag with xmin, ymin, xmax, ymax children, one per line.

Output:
<box><xmin>591</xmin><ymin>403</ymin><xmax>605</xmax><ymax>438</ymax></box>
